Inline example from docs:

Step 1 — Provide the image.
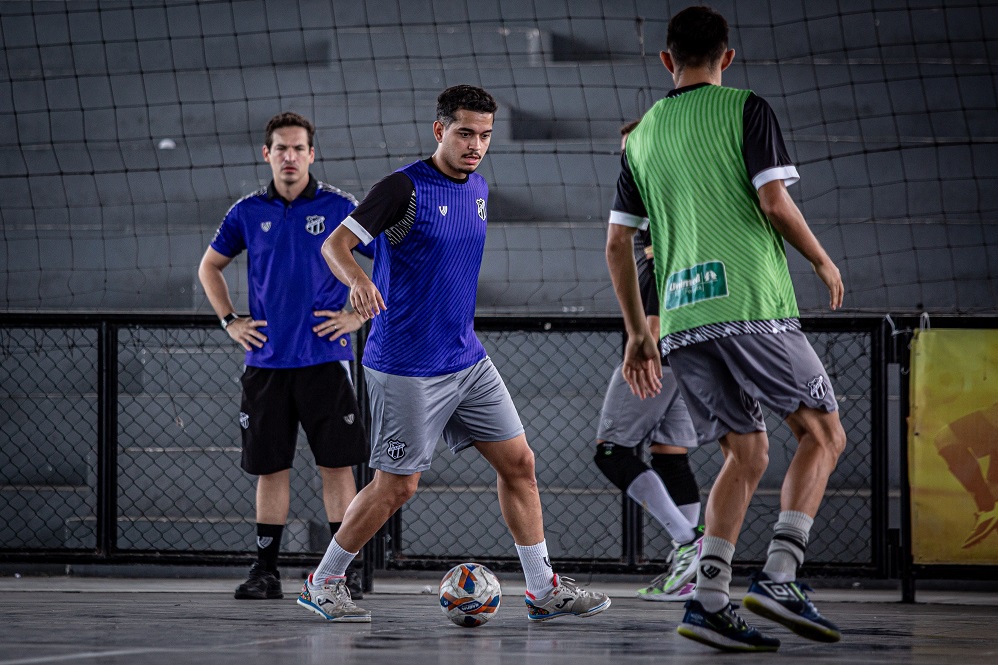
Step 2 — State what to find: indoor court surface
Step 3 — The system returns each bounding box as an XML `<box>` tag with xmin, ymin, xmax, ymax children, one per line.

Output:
<box><xmin>1</xmin><ymin>576</ymin><xmax>996</xmax><ymax>664</ymax></box>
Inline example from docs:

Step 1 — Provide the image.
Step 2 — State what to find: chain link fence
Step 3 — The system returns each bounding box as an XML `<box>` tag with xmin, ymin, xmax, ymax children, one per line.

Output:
<box><xmin>1</xmin><ymin>315</ymin><xmax>880</xmax><ymax>573</ymax></box>
<box><xmin>1</xmin><ymin>327</ymin><xmax>98</xmax><ymax>551</ymax></box>
<box><xmin>390</xmin><ymin>325</ymin><xmax>876</xmax><ymax>570</ymax></box>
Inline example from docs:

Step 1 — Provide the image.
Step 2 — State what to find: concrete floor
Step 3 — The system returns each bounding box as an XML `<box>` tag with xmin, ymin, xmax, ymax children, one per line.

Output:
<box><xmin>1</xmin><ymin>575</ymin><xmax>996</xmax><ymax>664</ymax></box>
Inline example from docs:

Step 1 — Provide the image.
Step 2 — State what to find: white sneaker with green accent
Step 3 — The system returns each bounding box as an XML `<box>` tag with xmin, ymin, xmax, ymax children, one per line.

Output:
<box><xmin>638</xmin><ymin>526</ymin><xmax>703</xmax><ymax>600</ymax></box>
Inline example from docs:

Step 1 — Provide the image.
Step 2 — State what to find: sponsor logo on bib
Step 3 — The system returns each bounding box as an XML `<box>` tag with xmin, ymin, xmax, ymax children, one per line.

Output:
<box><xmin>664</xmin><ymin>260</ymin><xmax>728</xmax><ymax>311</ymax></box>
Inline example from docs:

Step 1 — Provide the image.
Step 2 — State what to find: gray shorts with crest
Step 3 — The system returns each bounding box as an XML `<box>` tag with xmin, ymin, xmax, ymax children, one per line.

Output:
<box><xmin>667</xmin><ymin>330</ymin><xmax>838</xmax><ymax>445</ymax></box>
<box><xmin>364</xmin><ymin>357</ymin><xmax>525</xmax><ymax>475</ymax></box>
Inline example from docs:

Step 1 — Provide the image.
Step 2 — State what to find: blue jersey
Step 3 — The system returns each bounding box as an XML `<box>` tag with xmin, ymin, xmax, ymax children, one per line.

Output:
<box><xmin>343</xmin><ymin>159</ymin><xmax>489</xmax><ymax>377</ymax></box>
<box><xmin>210</xmin><ymin>176</ymin><xmax>372</xmax><ymax>369</ymax></box>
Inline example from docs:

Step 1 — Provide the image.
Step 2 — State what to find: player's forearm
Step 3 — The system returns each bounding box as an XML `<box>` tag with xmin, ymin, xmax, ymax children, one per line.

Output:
<box><xmin>606</xmin><ymin>226</ymin><xmax>648</xmax><ymax>338</ymax></box>
<box><xmin>760</xmin><ymin>184</ymin><xmax>833</xmax><ymax>269</ymax></box>
<box><xmin>322</xmin><ymin>228</ymin><xmax>369</xmax><ymax>288</ymax></box>
<box><xmin>198</xmin><ymin>261</ymin><xmax>237</xmax><ymax>319</ymax></box>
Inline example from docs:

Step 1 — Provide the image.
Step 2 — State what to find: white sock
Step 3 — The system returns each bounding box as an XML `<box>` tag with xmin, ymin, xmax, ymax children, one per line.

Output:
<box><xmin>763</xmin><ymin>510</ymin><xmax>813</xmax><ymax>583</ymax></box>
<box><xmin>515</xmin><ymin>540</ymin><xmax>555</xmax><ymax>598</ymax></box>
<box><xmin>313</xmin><ymin>535</ymin><xmax>358</xmax><ymax>583</ymax></box>
<box><xmin>678</xmin><ymin>501</ymin><xmax>701</xmax><ymax>528</ymax></box>
<box><xmin>694</xmin><ymin>536</ymin><xmax>736</xmax><ymax>613</ymax></box>
<box><xmin>627</xmin><ymin>470</ymin><xmax>697</xmax><ymax>543</ymax></box>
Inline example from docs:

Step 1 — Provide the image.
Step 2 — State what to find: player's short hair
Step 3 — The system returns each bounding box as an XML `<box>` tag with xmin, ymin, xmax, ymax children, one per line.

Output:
<box><xmin>264</xmin><ymin>112</ymin><xmax>315</xmax><ymax>148</ymax></box>
<box><xmin>667</xmin><ymin>6</ymin><xmax>729</xmax><ymax>71</ymax></box>
<box><xmin>620</xmin><ymin>120</ymin><xmax>640</xmax><ymax>136</ymax></box>
<box><xmin>436</xmin><ymin>85</ymin><xmax>498</xmax><ymax>127</ymax></box>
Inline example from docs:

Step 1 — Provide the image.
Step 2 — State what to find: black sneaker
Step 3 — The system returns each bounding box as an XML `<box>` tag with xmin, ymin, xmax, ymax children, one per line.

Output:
<box><xmin>234</xmin><ymin>562</ymin><xmax>283</xmax><ymax>600</ymax></box>
<box><xmin>345</xmin><ymin>565</ymin><xmax>364</xmax><ymax>600</ymax></box>
<box><xmin>677</xmin><ymin>599</ymin><xmax>780</xmax><ymax>652</ymax></box>
<box><xmin>743</xmin><ymin>572</ymin><xmax>841</xmax><ymax>642</ymax></box>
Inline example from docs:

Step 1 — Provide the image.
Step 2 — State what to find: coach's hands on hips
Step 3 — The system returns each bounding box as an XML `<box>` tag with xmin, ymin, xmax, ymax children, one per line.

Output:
<box><xmin>622</xmin><ymin>334</ymin><xmax>663</xmax><ymax>400</ymax></box>
<box><xmin>313</xmin><ymin>309</ymin><xmax>364</xmax><ymax>341</ymax></box>
<box><xmin>349</xmin><ymin>277</ymin><xmax>387</xmax><ymax>320</ymax></box>
<box><xmin>226</xmin><ymin>318</ymin><xmax>267</xmax><ymax>351</ymax></box>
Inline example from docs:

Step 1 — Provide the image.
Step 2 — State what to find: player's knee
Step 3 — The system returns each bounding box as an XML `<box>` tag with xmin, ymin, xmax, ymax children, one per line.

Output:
<box><xmin>828</xmin><ymin>425</ymin><xmax>847</xmax><ymax>459</ymax></box>
<box><xmin>375</xmin><ymin>474</ymin><xmax>419</xmax><ymax>508</ymax></box>
<box><xmin>594</xmin><ymin>442</ymin><xmax>650</xmax><ymax>492</ymax></box>
<box><xmin>812</xmin><ymin>419</ymin><xmax>847</xmax><ymax>461</ymax></box>
<box><xmin>495</xmin><ymin>445</ymin><xmax>537</xmax><ymax>486</ymax></box>
<box><xmin>725</xmin><ymin>440</ymin><xmax>769</xmax><ymax>480</ymax></box>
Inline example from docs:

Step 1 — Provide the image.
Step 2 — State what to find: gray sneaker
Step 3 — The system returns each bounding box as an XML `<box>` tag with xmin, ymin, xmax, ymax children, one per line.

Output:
<box><xmin>525</xmin><ymin>574</ymin><xmax>611</xmax><ymax>621</ymax></box>
<box><xmin>297</xmin><ymin>574</ymin><xmax>371</xmax><ymax>623</ymax></box>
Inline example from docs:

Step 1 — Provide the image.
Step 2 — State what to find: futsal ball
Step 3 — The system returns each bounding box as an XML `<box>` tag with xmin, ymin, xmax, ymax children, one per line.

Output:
<box><xmin>438</xmin><ymin>563</ymin><xmax>501</xmax><ymax>627</ymax></box>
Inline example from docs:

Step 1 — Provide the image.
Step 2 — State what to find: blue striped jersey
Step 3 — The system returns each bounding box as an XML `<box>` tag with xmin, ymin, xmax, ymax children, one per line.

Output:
<box><xmin>210</xmin><ymin>175</ymin><xmax>371</xmax><ymax>369</ymax></box>
<box><xmin>343</xmin><ymin>159</ymin><xmax>489</xmax><ymax>377</ymax></box>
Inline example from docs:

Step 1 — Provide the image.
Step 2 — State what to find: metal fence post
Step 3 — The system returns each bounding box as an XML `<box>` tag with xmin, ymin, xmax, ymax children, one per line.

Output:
<box><xmin>96</xmin><ymin>321</ymin><xmax>118</xmax><ymax>558</ymax></box>
<box><xmin>870</xmin><ymin>318</ymin><xmax>890</xmax><ymax>577</ymax></box>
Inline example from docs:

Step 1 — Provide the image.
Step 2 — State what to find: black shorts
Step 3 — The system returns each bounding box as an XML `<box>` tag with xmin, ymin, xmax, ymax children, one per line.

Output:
<box><xmin>239</xmin><ymin>361</ymin><xmax>368</xmax><ymax>475</ymax></box>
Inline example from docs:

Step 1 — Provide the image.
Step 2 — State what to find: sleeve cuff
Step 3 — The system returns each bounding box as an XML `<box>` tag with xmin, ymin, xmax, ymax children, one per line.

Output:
<box><xmin>753</xmin><ymin>165</ymin><xmax>800</xmax><ymax>190</ymax></box>
<box><xmin>608</xmin><ymin>210</ymin><xmax>649</xmax><ymax>229</ymax></box>
<box><xmin>341</xmin><ymin>216</ymin><xmax>374</xmax><ymax>245</ymax></box>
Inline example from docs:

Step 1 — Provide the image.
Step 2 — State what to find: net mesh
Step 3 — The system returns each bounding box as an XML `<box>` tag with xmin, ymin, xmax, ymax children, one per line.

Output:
<box><xmin>2</xmin><ymin>0</ymin><xmax>995</xmax><ymax>315</ymax></box>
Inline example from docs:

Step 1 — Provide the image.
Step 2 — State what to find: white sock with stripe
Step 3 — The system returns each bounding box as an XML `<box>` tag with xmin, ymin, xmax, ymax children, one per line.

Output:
<box><xmin>516</xmin><ymin>540</ymin><xmax>555</xmax><ymax>598</ymax></box>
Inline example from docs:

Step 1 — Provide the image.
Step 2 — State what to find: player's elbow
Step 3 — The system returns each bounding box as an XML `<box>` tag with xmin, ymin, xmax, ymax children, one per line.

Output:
<box><xmin>197</xmin><ymin>252</ymin><xmax>220</xmax><ymax>288</ymax></box>
<box><xmin>605</xmin><ymin>228</ymin><xmax>633</xmax><ymax>265</ymax></box>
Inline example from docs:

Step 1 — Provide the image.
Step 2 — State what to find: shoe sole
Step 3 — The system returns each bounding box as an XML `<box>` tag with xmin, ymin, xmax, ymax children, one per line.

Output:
<box><xmin>636</xmin><ymin>591</ymin><xmax>692</xmax><ymax>603</ymax></box>
<box><xmin>296</xmin><ymin>597</ymin><xmax>371</xmax><ymax>623</ymax></box>
<box><xmin>234</xmin><ymin>589</ymin><xmax>283</xmax><ymax>600</ymax></box>
<box><xmin>743</xmin><ymin>593</ymin><xmax>841</xmax><ymax>643</ymax></box>
<box><xmin>676</xmin><ymin>623</ymin><xmax>779</xmax><ymax>652</ymax></box>
<box><xmin>526</xmin><ymin>597</ymin><xmax>611</xmax><ymax>622</ymax></box>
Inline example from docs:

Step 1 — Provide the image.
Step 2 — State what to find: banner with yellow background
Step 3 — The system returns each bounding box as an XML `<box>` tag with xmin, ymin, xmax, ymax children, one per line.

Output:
<box><xmin>909</xmin><ymin>328</ymin><xmax>998</xmax><ymax>564</ymax></box>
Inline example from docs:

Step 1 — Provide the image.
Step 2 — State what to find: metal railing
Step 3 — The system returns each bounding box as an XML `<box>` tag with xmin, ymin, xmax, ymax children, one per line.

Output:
<box><xmin>0</xmin><ymin>312</ymin><xmax>899</xmax><ymax>579</ymax></box>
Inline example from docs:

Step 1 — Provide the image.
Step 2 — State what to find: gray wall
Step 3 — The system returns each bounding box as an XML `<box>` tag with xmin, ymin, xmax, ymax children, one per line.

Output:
<box><xmin>1</xmin><ymin>0</ymin><xmax>996</xmax><ymax>315</ymax></box>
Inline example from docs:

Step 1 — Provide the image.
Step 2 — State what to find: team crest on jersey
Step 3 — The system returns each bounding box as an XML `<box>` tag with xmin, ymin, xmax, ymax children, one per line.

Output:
<box><xmin>386</xmin><ymin>439</ymin><xmax>406</xmax><ymax>460</ymax></box>
<box><xmin>260</xmin><ymin>221</ymin><xmax>271</xmax><ymax>232</ymax></box>
<box><xmin>239</xmin><ymin>412</ymin><xmax>249</xmax><ymax>429</ymax></box>
<box><xmin>476</xmin><ymin>198</ymin><xmax>487</xmax><ymax>220</ymax></box>
<box><xmin>439</xmin><ymin>205</ymin><xmax>448</xmax><ymax>216</ymax></box>
<box><xmin>808</xmin><ymin>375</ymin><xmax>827</xmax><ymax>400</ymax></box>
<box><xmin>305</xmin><ymin>215</ymin><xmax>325</xmax><ymax>235</ymax></box>
<box><xmin>344</xmin><ymin>413</ymin><xmax>355</xmax><ymax>425</ymax></box>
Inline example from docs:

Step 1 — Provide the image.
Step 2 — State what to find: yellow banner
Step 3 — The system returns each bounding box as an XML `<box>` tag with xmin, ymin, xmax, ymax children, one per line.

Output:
<box><xmin>909</xmin><ymin>328</ymin><xmax>998</xmax><ymax>564</ymax></box>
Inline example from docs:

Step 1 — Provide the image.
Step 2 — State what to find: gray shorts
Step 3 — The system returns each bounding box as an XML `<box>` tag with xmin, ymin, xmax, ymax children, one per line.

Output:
<box><xmin>365</xmin><ymin>357</ymin><xmax>525</xmax><ymax>474</ymax></box>
<box><xmin>667</xmin><ymin>330</ymin><xmax>838</xmax><ymax>445</ymax></box>
<box><xmin>596</xmin><ymin>363</ymin><xmax>698</xmax><ymax>449</ymax></box>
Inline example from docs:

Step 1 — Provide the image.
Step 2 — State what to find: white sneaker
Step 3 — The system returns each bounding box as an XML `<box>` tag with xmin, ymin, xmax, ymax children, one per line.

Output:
<box><xmin>525</xmin><ymin>574</ymin><xmax>611</xmax><ymax>621</ymax></box>
<box><xmin>652</xmin><ymin>526</ymin><xmax>703</xmax><ymax>595</ymax></box>
<box><xmin>297</xmin><ymin>574</ymin><xmax>371</xmax><ymax>623</ymax></box>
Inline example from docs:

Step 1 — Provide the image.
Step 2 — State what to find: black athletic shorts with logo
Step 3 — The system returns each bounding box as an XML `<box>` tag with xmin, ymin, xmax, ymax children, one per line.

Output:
<box><xmin>238</xmin><ymin>361</ymin><xmax>368</xmax><ymax>475</ymax></box>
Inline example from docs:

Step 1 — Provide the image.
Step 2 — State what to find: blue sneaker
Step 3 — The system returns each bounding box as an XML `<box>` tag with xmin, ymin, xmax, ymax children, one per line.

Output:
<box><xmin>677</xmin><ymin>599</ymin><xmax>780</xmax><ymax>652</ymax></box>
<box><xmin>743</xmin><ymin>572</ymin><xmax>841</xmax><ymax>642</ymax></box>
